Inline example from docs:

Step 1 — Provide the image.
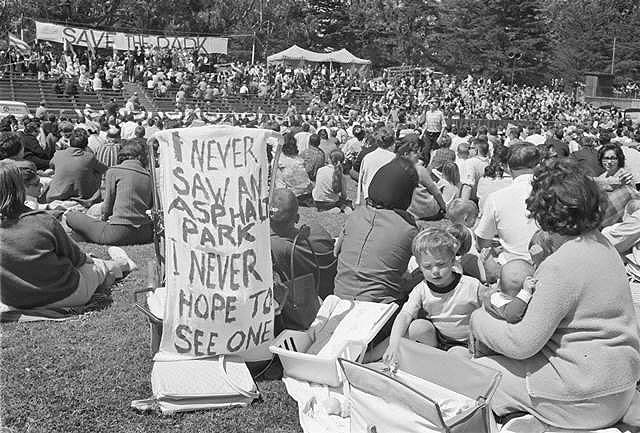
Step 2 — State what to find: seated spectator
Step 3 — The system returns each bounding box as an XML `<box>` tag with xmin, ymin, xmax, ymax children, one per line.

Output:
<box><xmin>475</xmin><ymin>144</ymin><xmax>540</xmax><ymax>263</ymax></box>
<box><xmin>56</xmin><ymin>121</ymin><xmax>74</xmax><ymax>150</ymax></box>
<box><xmin>572</xmin><ymin>135</ymin><xmax>603</xmax><ymax>177</ymax></box>
<box><xmin>597</xmin><ymin>143</ymin><xmax>634</xmax><ymax>190</ymax></box>
<box><xmin>401</xmin><ymin>139</ymin><xmax>447</xmax><ymax>221</ymax></box>
<box><xmin>19</xmin><ymin>121</ymin><xmax>53</xmax><ymax>171</ymax></box>
<box><xmin>66</xmin><ymin>140</ymin><xmax>153</xmax><ymax>245</ymax></box>
<box><xmin>0</xmin><ymin>132</ymin><xmax>36</xmax><ymax>171</ymax></box>
<box><xmin>300</xmin><ymin>134</ymin><xmax>325</xmax><ymax>181</ymax></box>
<box><xmin>383</xmin><ymin>227</ymin><xmax>484</xmax><ymax>363</ymax></box>
<box><xmin>275</xmin><ymin>133</ymin><xmax>313</xmax><ymax>200</ymax></box>
<box><xmin>318</xmin><ymin>128</ymin><xmax>338</xmax><ymax>162</ymax></box>
<box><xmin>92</xmin><ymin>73</ymin><xmax>103</xmax><ymax>92</ymax></box>
<box><xmin>334</xmin><ymin>156</ymin><xmax>419</xmax><ymax>347</ymax></box>
<box><xmin>312</xmin><ymin>149</ymin><xmax>351</xmax><ymax>213</ymax></box>
<box><xmin>95</xmin><ymin>127</ymin><xmax>121</xmax><ymax>169</ymax></box>
<box><xmin>434</xmin><ymin>161</ymin><xmax>461</xmax><ymax>207</ymax></box>
<box><xmin>270</xmin><ymin>188</ymin><xmax>337</xmax><ymax>305</ymax></box>
<box><xmin>356</xmin><ymin>128</ymin><xmax>396</xmax><ymax>205</ymax></box>
<box><xmin>46</xmin><ymin>129</ymin><xmax>107</xmax><ymax>203</ymax></box>
<box><xmin>471</xmin><ymin>157</ymin><xmax>640</xmax><ymax>429</ymax></box>
<box><xmin>0</xmin><ymin>160</ymin><xmax>135</xmax><ymax>310</ymax></box>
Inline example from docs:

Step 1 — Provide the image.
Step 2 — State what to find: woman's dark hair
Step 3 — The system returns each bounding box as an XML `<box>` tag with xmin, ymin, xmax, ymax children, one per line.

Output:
<box><xmin>0</xmin><ymin>132</ymin><xmax>23</xmax><ymax>159</ymax></box>
<box><xmin>597</xmin><ymin>143</ymin><xmax>625</xmax><ymax>169</ymax></box>
<box><xmin>526</xmin><ymin>158</ymin><xmax>603</xmax><ymax>236</ymax></box>
<box><xmin>0</xmin><ymin>160</ymin><xmax>26</xmax><ymax>220</ymax></box>
<box><xmin>282</xmin><ymin>133</ymin><xmax>299</xmax><ymax>157</ymax></box>
<box><xmin>69</xmin><ymin>128</ymin><xmax>89</xmax><ymax>149</ymax></box>
<box><xmin>117</xmin><ymin>139</ymin><xmax>147</xmax><ymax>167</ymax></box>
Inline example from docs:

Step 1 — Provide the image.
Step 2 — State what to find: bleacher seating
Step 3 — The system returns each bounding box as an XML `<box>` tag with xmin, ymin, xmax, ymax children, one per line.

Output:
<box><xmin>0</xmin><ymin>74</ymin><xmax>126</xmax><ymax>115</ymax></box>
<box><xmin>1</xmin><ymin>73</ymin><xmax>314</xmax><ymax>116</ymax></box>
<box><xmin>151</xmin><ymin>88</ymin><xmax>312</xmax><ymax>115</ymax></box>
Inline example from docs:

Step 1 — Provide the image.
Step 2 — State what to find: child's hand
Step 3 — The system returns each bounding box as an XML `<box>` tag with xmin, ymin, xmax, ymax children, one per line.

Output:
<box><xmin>523</xmin><ymin>276</ymin><xmax>537</xmax><ymax>294</ymax></box>
<box><xmin>382</xmin><ymin>344</ymin><xmax>400</xmax><ymax>371</ymax></box>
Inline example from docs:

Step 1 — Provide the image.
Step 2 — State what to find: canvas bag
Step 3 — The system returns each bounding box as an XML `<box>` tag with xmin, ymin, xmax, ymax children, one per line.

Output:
<box><xmin>339</xmin><ymin>338</ymin><xmax>501</xmax><ymax>433</ymax></box>
<box><xmin>150</xmin><ymin>355</ymin><xmax>259</xmax><ymax>414</ymax></box>
<box><xmin>273</xmin><ymin>225</ymin><xmax>321</xmax><ymax>331</ymax></box>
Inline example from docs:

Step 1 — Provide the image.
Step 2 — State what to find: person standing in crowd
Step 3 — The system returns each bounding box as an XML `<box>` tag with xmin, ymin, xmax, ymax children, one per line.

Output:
<box><xmin>120</xmin><ymin>114</ymin><xmax>138</xmax><ymax>140</ymax></box>
<box><xmin>475</xmin><ymin>143</ymin><xmax>540</xmax><ymax>262</ymax></box>
<box><xmin>421</xmin><ymin>98</ymin><xmax>447</xmax><ymax>155</ymax></box>
<box><xmin>66</xmin><ymin>140</ymin><xmax>153</xmax><ymax>245</ymax></box>
<box><xmin>472</xmin><ymin>158</ymin><xmax>640</xmax><ymax>429</ymax></box>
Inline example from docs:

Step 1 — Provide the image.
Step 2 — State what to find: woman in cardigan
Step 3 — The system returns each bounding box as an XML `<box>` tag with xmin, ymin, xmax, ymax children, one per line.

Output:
<box><xmin>0</xmin><ymin>160</ymin><xmax>135</xmax><ymax>310</ymax></box>
<box><xmin>65</xmin><ymin>140</ymin><xmax>153</xmax><ymax>245</ymax></box>
<box><xmin>471</xmin><ymin>157</ymin><xmax>640</xmax><ymax>429</ymax></box>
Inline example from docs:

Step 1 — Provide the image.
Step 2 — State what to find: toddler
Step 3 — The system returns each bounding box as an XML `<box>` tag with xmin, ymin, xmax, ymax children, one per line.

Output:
<box><xmin>384</xmin><ymin>227</ymin><xmax>484</xmax><ymax>365</ymax></box>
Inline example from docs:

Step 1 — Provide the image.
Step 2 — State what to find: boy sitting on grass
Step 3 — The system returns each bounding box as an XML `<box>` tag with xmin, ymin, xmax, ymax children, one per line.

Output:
<box><xmin>383</xmin><ymin>227</ymin><xmax>485</xmax><ymax>365</ymax></box>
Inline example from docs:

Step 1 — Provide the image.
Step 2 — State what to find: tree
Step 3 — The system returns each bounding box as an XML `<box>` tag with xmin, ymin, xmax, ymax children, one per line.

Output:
<box><xmin>431</xmin><ymin>0</ymin><xmax>550</xmax><ymax>84</ymax></box>
<box><xmin>544</xmin><ymin>0</ymin><xmax>640</xmax><ymax>84</ymax></box>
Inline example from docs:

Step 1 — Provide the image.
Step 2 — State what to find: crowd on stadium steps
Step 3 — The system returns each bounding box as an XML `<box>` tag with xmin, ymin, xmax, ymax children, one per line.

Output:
<box><xmin>2</xmin><ymin>43</ymin><xmax>631</xmax><ymax>123</ymax></box>
<box><xmin>6</xmin><ymin>55</ymin><xmax>640</xmax><ymax>427</ymax></box>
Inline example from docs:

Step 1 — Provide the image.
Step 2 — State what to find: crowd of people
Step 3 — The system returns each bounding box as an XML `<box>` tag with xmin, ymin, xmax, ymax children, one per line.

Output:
<box><xmin>4</xmin><ymin>43</ymin><xmax>634</xmax><ymax>126</ymax></box>
<box><xmin>4</xmin><ymin>53</ymin><xmax>640</xmax><ymax>428</ymax></box>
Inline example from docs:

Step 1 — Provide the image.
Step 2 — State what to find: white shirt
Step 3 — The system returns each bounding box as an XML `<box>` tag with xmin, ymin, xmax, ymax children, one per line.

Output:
<box><xmin>313</xmin><ymin>164</ymin><xmax>346</xmax><ymax>203</ymax></box>
<box><xmin>294</xmin><ymin>131</ymin><xmax>312</xmax><ymax>153</ymax></box>
<box><xmin>356</xmin><ymin>148</ymin><xmax>396</xmax><ymax>205</ymax></box>
<box><xmin>526</xmin><ymin>134</ymin><xmax>546</xmax><ymax>146</ymax></box>
<box><xmin>401</xmin><ymin>276</ymin><xmax>482</xmax><ymax>341</ymax></box>
<box><xmin>120</xmin><ymin>121</ymin><xmax>138</xmax><ymax>140</ymax></box>
<box><xmin>475</xmin><ymin>173</ymin><xmax>538</xmax><ymax>263</ymax></box>
<box><xmin>622</xmin><ymin>146</ymin><xmax>640</xmax><ymax>184</ymax></box>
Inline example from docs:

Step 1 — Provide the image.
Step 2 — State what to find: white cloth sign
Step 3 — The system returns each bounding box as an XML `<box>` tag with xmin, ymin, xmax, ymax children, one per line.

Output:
<box><xmin>156</xmin><ymin>126</ymin><xmax>275</xmax><ymax>358</ymax></box>
<box><xmin>35</xmin><ymin>21</ymin><xmax>228</xmax><ymax>54</ymax></box>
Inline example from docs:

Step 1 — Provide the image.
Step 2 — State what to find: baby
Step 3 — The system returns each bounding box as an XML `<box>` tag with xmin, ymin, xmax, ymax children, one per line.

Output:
<box><xmin>471</xmin><ymin>259</ymin><xmax>535</xmax><ymax>358</ymax></box>
<box><xmin>384</xmin><ymin>227</ymin><xmax>484</xmax><ymax>365</ymax></box>
<box><xmin>485</xmin><ymin>259</ymin><xmax>536</xmax><ymax>324</ymax></box>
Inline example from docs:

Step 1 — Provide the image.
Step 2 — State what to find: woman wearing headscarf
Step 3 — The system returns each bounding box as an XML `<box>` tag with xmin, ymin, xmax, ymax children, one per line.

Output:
<box><xmin>334</xmin><ymin>156</ymin><xmax>419</xmax><ymax>304</ymax></box>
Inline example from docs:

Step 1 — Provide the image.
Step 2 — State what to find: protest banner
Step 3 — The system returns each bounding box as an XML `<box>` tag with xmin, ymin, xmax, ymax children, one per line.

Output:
<box><xmin>155</xmin><ymin>126</ymin><xmax>276</xmax><ymax>358</ymax></box>
<box><xmin>34</xmin><ymin>21</ymin><xmax>228</xmax><ymax>54</ymax></box>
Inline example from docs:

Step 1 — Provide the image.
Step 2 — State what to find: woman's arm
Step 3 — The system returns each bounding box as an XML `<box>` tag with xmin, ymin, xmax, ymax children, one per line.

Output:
<box><xmin>51</xmin><ymin>216</ymin><xmax>86</xmax><ymax>268</ymax></box>
<box><xmin>101</xmin><ymin>170</ymin><xmax>116</xmax><ymax>221</ymax></box>
<box><xmin>420</xmin><ymin>167</ymin><xmax>447</xmax><ymax>212</ymax></box>
<box><xmin>471</xmin><ymin>260</ymin><xmax>575</xmax><ymax>360</ymax></box>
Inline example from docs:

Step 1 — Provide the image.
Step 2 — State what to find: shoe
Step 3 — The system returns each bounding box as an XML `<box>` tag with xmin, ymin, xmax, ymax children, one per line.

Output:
<box><xmin>108</xmin><ymin>246</ymin><xmax>138</xmax><ymax>273</ymax></box>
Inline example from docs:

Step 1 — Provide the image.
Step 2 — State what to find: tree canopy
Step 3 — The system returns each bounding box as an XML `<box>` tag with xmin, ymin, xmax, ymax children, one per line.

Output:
<box><xmin>2</xmin><ymin>0</ymin><xmax>640</xmax><ymax>84</ymax></box>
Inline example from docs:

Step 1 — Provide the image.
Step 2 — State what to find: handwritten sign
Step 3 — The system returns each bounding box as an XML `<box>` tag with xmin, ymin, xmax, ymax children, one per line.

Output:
<box><xmin>35</xmin><ymin>21</ymin><xmax>228</xmax><ymax>54</ymax></box>
<box><xmin>156</xmin><ymin>126</ymin><xmax>275</xmax><ymax>358</ymax></box>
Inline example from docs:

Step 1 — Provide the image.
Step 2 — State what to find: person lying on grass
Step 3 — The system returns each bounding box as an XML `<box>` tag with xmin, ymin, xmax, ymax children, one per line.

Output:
<box><xmin>0</xmin><ymin>160</ymin><xmax>136</xmax><ymax>310</ymax></box>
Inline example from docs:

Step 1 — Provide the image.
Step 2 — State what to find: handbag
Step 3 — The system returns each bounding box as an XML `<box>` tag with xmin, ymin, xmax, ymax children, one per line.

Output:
<box><xmin>273</xmin><ymin>225</ymin><xmax>321</xmax><ymax>331</ymax></box>
<box><xmin>149</xmin><ymin>355</ymin><xmax>259</xmax><ymax>414</ymax></box>
<box><xmin>339</xmin><ymin>338</ymin><xmax>501</xmax><ymax>433</ymax></box>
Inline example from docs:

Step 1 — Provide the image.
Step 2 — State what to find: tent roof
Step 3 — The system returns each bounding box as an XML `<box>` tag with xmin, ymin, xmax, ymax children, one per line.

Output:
<box><xmin>267</xmin><ymin>45</ymin><xmax>371</xmax><ymax>65</ymax></box>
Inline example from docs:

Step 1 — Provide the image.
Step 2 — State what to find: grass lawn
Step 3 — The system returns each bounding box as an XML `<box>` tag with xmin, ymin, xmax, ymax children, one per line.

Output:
<box><xmin>0</xmin><ymin>207</ymin><xmax>350</xmax><ymax>433</ymax></box>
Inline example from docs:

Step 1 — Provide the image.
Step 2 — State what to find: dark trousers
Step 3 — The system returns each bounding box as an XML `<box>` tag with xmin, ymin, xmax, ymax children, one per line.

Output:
<box><xmin>66</xmin><ymin>211</ymin><xmax>153</xmax><ymax>246</ymax></box>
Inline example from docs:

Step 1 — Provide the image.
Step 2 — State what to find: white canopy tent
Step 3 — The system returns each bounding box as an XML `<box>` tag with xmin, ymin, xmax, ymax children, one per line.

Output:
<box><xmin>267</xmin><ymin>45</ymin><xmax>371</xmax><ymax>71</ymax></box>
